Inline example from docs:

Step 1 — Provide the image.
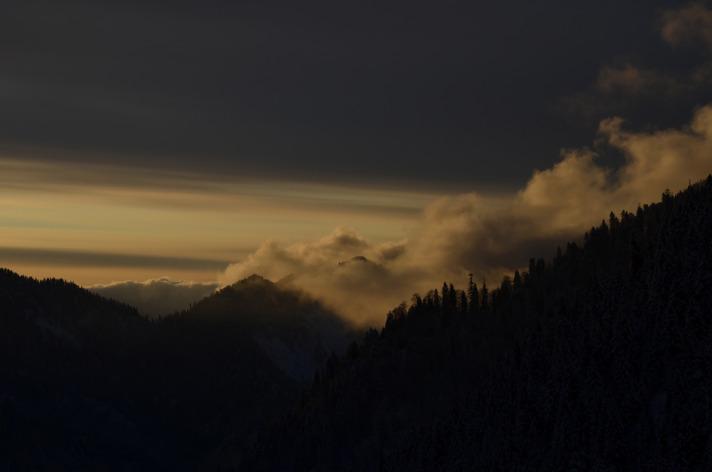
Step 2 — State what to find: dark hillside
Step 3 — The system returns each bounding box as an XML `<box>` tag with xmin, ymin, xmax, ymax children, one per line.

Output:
<box><xmin>0</xmin><ymin>271</ymin><xmax>167</xmax><ymax>469</ymax></box>
<box><xmin>0</xmin><ymin>271</ymin><xmax>352</xmax><ymax>470</ymax></box>
<box><xmin>152</xmin><ymin>275</ymin><xmax>354</xmax><ymax>468</ymax></box>
<box><xmin>248</xmin><ymin>176</ymin><xmax>712</xmax><ymax>471</ymax></box>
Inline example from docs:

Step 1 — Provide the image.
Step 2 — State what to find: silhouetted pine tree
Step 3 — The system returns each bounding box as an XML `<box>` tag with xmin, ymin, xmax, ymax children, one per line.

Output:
<box><xmin>468</xmin><ymin>273</ymin><xmax>479</xmax><ymax>316</ymax></box>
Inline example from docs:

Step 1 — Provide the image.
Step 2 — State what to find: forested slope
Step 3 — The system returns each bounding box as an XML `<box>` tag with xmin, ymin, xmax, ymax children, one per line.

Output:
<box><xmin>248</xmin><ymin>176</ymin><xmax>712</xmax><ymax>471</ymax></box>
<box><xmin>0</xmin><ymin>271</ymin><xmax>351</xmax><ymax>470</ymax></box>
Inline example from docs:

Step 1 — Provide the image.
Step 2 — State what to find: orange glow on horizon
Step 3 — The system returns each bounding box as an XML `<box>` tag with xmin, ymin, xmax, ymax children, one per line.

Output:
<box><xmin>0</xmin><ymin>158</ymin><xmax>431</xmax><ymax>285</ymax></box>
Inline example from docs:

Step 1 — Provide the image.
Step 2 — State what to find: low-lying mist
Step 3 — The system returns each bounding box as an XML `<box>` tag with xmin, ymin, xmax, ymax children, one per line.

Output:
<box><xmin>90</xmin><ymin>278</ymin><xmax>218</xmax><ymax>318</ymax></box>
<box><xmin>220</xmin><ymin>105</ymin><xmax>712</xmax><ymax>325</ymax></box>
<box><xmin>87</xmin><ymin>105</ymin><xmax>712</xmax><ymax>326</ymax></box>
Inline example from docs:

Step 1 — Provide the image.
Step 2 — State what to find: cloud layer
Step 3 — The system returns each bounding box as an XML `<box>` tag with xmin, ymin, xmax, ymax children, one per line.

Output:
<box><xmin>220</xmin><ymin>105</ymin><xmax>712</xmax><ymax>325</ymax></box>
<box><xmin>90</xmin><ymin>278</ymin><xmax>219</xmax><ymax>318</ymax></box>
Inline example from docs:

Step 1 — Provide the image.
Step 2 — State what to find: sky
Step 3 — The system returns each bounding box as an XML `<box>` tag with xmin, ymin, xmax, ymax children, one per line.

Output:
<box><xmin>3</xmin><ymin>0</ymin><xmax>712</xmax><ymax>322</ymax></box>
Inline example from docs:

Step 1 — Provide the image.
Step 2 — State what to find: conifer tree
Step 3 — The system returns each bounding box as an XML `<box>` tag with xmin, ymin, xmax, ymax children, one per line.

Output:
<box><xmin>513</xmin><ymin>270</ymin><xmax>522</xmax><ymax>290</ymax></box>
<box><xmin>459</xmin><ymin>291</ymin><xmax>468</xmax><ymax>314</ymax></box>
<box><xmin>468</xmin><ymin>274</ymin><xmax>479</xmax><ymax>315</ymax></box>
<box><xmin>442</xmin><ymin>283</ymin><xmax>450</xmax><ymax>313</ymax></box>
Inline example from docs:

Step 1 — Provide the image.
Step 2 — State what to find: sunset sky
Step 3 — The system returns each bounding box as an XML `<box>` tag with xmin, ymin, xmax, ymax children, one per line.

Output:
<box><xmin>0</xmin><ymin>157</ymin><xmax>433</xmax><ymax>283</ymax></box>
<box><xmin>2</xmin><ymin>0</ymin><xmax>712</xmax><ymax>318</ymax></box>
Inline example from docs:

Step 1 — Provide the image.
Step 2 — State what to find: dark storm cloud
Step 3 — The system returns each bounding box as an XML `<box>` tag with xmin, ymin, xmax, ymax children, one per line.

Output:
<box><xmin>662</xmin><ymin>2</ymin><xmax>712</xmax><ymax>50</ymax></box>
<box><xmin>0</xmin><ymin>0</ymin><xmax>683</xmax><ymax>188</ymax></box>
<box><xmin>561</xmin><ymin>2</ymin><xmax>712</xmax><ymax>135</ymax></box>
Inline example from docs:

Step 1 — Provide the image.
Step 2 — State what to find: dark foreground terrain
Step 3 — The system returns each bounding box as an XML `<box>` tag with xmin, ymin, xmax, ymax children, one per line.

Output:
<box><xmin>0</xmin><ymin>273</ymin><xmax>352</xmax><ymax>470</ymax></box>
<box><xmin>3</xmin><ymin>177</ymin><xmax>712</xmax><ymax>471</ymax></box>
<box><xmin>248</xmin><ymin>177</ymin><xmax>712</xmax><ymax>471</ymax></box>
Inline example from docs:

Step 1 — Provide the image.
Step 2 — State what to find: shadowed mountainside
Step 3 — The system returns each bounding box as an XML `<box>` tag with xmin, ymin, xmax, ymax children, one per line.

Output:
<box><xmin>0</xmin><ymin>271</ymin><xmax>354</xmax><ymax>470</ymax></box>
<box><xmin>178</xmin><ymin>274</ymin><xmax>353</xmax><ymax>382</ymax></box>
<box><xmin>0</xmin><ymin>271</ymin><xmax>168</xmax><ymax>469</ymax></box>
<box><xmin>246</xmin><ymin>176</ymin><xmax>712</xmax><ymax>471</ymax></box>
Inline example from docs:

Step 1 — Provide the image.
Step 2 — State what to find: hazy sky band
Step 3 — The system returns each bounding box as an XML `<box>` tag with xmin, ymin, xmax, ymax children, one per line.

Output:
<box><xmin>0</xmin><ymin>158</ymin><xmax>435</xmax><ymax>214</ymax></box>
<box><xmin>0</xmin><ymin>247</ymin><xmax>228</xmax><ymax>270</ymax></box>
<box><xmin>0</xmin><ymin>157</ymin><xmax>428</xmax><ymax>283</ymax></box>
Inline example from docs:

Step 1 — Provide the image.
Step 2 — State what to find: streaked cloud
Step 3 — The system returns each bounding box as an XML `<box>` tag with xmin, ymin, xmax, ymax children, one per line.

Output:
<box><xmin>0</xmin><ymin>158</ymin><xmax>430</xmax><ymax>285</ymax></box>
<box><xmin>0</xmin><ymin>247</ymin><xmax>227</xmax><ymax>270</ymax></box>
<box><xmin>0</xmin><ymin>158</ymin><xmax>433</xmax><ymax>216</ymax></box>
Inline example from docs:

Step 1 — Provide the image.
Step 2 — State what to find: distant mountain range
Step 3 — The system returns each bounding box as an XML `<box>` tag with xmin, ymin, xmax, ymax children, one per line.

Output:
<box><xmin>89</xmin><ymin>278</ymin><xmax>219</xmax><ymax>319</ymax></box>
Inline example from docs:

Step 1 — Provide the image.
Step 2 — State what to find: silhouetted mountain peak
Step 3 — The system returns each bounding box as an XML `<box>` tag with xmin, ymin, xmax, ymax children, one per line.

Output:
<box><xmin>236</xmin><ymin>273</ymin><xmax>272</xmax><ymax>286</ymax></box>
<box><xmin>337</xmin><ymin>255</ymin><xmax>369</xmax><ymax>266</ymax></box>
<box><xmin>189</xmin><ymin>274</ymin><xmax>337</xmax><ymax>326</ymax></box>
<box><xmin>218</xmin><ymin>274</ymin><xmax>277</xmax><ymax>297</ymax></box>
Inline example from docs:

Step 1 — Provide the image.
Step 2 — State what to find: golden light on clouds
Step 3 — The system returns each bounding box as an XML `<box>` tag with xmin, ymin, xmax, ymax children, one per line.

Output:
<box><xmin>219</xmin><ymin>105</ymin><xmax>712</xmax><ymax>324</ymax></box>
<box><xmin>4</xmin><ymin>104</ymin><xmax>712</xmax><ymax>297</ymax></box>
<box><xmin>0</xmin><ymin>158</ymin><xmax>435</xmax><ymax>285</ymax></box>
